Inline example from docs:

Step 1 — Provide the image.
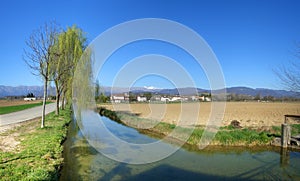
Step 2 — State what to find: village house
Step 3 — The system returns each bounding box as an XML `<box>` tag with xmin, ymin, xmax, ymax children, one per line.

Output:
<box><xmin>191</xmin><ymin>96</ymin><xmax>199</xmax><ymax>101</ymax></box>
<box><xmin>137</xmin><ymin>96</ymin><xmax>147</xmax><ymax>102</ymax></box>
<box><xmin>205</xmin><ymin>97</ymin><xmax>211</xmax><ymax>102</ymax></box>
<box><xmin>199</xmin><ymin>96</ymin><xmax>211</xmax><ymax>102</ymax></box>
<box><xmin>150</xmin><ymin>95</ymin><xmax>161</xmax><ymax>102</ymax></box>
<box><xmin>110</xmin><ymin>94</ymin><xmax>125</xmax><ymax>103</ymax></box>
<box><xmin>170</xmin><ymin>96</ymin><xmax>181</xmax><ymax>102</ymax></box>
<box><xmin>161</xmin><ymin>97</ymin><xmax>170</xmax><ymax>102</ymax></box>
<box><xmin>24</xmin><ymin>97</ymin><xmax>36</xmax><ymax>101</ymax></box>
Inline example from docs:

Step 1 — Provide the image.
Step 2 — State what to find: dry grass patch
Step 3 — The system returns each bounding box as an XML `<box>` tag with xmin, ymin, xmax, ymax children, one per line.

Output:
<box><xmin>0</xmin><ymin>100</ymin><xmax>42</xmax><ymax>107</ymax></box>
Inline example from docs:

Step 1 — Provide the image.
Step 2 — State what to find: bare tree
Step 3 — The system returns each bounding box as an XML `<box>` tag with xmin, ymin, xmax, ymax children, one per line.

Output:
<box><xmin>23</xmin><ymin>21</ymin><xmax>59</xmax><ymax>128</ymax></box>
<box><xmin>275</xmin><ymin>44</ymin><xmax>300</xmax><ymax>93</ymax></box>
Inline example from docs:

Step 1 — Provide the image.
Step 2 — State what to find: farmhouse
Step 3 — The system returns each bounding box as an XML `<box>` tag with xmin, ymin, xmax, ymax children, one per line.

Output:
<box><xmin>137</xmin><ymin>96</ymin><xmax>147</xmax><ymax>102</ymax></box>
<box><xmin>110</xmin><ymin>94</ymin><xmax>125</xmax><ymax>103</ymax></box>
<box><xmin>199</xmin><ymin>96</ymin><xmax>211</xmax><ymax>102</ymax></box>
<box><xmin>24</xmin><ymin>97</ymin><xmax>36</xmax><ymax>101</ymax></box>
<box><xmin>161</xmin><ymin>97</ymin><xmax>170</xmax><ymax>102</ymax></box>
<box><xmin>150</xmin><ymin>95</ymin><xmax>161</xmax><ymax>102</ymax></box>
<box><xmin>170</xmin><ymin>96</ymin><xmax>181</xmax><ymax>102</ymax></box>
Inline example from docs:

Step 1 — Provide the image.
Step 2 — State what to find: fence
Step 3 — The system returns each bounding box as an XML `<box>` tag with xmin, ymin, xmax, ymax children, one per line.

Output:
<box><xmin>281</xmin><ymin>114</ymin><xmax>300</xmax><ymax>148</ymax></box>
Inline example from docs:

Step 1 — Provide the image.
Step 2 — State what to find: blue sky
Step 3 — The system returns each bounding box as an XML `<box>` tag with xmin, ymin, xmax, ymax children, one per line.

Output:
<box><xmin>0</xmin><ymin>0</ymin><xmax>299</xmax><ymax>90</ymax></box>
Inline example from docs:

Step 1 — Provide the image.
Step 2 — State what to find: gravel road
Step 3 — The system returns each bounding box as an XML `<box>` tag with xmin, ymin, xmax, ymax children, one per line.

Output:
<box><xmin>0</xmin><ymin>103</ymin><xmax>56</xmax><ymax>127</ymax></box>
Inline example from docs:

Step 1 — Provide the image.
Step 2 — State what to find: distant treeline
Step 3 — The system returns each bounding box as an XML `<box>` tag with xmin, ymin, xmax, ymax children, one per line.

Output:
<box><xmin>225</xmin><ymin>93</ymin><xmax>300</xmax><ymax>102</ymax></box>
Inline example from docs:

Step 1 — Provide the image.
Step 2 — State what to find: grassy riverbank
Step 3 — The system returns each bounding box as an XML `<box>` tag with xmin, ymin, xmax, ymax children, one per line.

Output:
<box><xmin>0</xmin><ymin>108</ymin><xmax>71</xmax><ymax>180</ymax></box>
<box><xmin>99</xmin><ymin>107</ymin><xmax>300</xmax><ymax>147</ymax></box>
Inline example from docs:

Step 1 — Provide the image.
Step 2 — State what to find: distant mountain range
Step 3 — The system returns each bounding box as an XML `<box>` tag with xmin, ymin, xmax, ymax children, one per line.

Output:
<box><xmin>0</xmin><ymin>85</ymin><xmax>55</xmax><ymax>98</ymax></box>
<box><xmin>102</xmin><ymin>86</ymin><xmax>299</xmax><ymax>98</ymax></box>
<box><xmin>0</xmin><ymin>85</ymin><xmax>299</xmax><ymax>98</ymax></box>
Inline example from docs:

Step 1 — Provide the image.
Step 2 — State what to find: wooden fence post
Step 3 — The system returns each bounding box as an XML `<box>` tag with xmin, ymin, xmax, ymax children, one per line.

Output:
<box><xmin>281</xmin><ymin>123</ymin><xmax>291</xmax><ymax>148</ymax></box>
<box><xmin>280</xmin><ymin>147</ymin><xmax>290</xmax><ymax>167</ymax></box>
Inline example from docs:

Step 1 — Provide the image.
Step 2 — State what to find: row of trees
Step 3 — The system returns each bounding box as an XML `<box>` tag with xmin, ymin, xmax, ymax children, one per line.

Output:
<box><xmin>24</xmin><ymin>22</ymin><xmax>88</xmax><ymax>128</ymax></box>
<box><xmin>26</xmin><ymin>93</ymin><xmax>35</xmax><ymax>98</ymax></box>
<box><xmin>94</xmin><ymin>80</ymin><xmax>110</xmax><ymax>103</ymax></box>
<box><xmin>227</xmin><ymin>93</ymin><xmax>299</xmax><ymax>102</ymax></box>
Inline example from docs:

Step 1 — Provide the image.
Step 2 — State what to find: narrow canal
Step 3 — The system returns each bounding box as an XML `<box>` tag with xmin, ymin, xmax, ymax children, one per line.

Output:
<box><xmin>60</xmin><ymin>115</ymin><xmax>300</xmax><ymax>180</ymax></box>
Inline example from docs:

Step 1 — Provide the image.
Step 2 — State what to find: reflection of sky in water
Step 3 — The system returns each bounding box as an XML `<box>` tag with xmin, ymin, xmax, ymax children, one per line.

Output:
<box><xmin>78</xmin><ymin>110</ymin><xmax>180</xmax><ymax>164</ymax></box>
<box><xmin>64</xmin><ymin>110</ymin><xmax>300</xmax><ymax>180</ymax></box>
<box><xmin>101</xmin><ymin>116</ymin><xmax>156</xmax><ymax>144</ymax></box>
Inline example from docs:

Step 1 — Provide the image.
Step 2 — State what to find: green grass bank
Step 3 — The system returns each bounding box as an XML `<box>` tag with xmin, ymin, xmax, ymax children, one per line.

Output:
<box><xmin>0</xmin><ymin>108</ymin><xmax>71</xmax><ymax>180</ymax></box>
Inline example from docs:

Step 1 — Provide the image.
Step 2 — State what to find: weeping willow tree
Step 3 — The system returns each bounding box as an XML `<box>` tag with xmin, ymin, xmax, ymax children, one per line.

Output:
<box><xmin>50</xmin><ymin>25</ymin><xmax>87</xmax><ymax>115</ymax></box>
<box><xmin>72</xmin><ymin>47</ymin><xmax>94</xmax><ymax>112</ymax></box>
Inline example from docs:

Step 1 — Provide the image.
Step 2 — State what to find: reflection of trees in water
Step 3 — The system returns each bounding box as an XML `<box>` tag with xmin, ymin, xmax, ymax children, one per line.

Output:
<box><xmin>234</xmin><ymin>148</ymin><xmax>291</xmax><ymax>180</ymax></box>
<box><xmin>60</xmin><ymin>118</ymin><xmax>97</xmax><ymax>180</ymax></box>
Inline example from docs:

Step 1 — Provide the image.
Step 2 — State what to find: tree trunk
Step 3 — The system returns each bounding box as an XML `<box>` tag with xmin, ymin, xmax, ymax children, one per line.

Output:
<box><xmin>56</xmin><ymin>93</ymin><xmax>60</xmax><ymax>115</ymax></box>
<box><xmin>63</xmin><ymin>89</ymin><xmax>68</xmax><ymax>109</ymax></box>
<box><xmin>55</xmin><ymin>81</ymin><xmax>60</xmax><ymax>115</ymax></box>
<box><xmin>41</xmin><ymin>78</ymin><xmax>47</xmax><ymax>128</ymax></box>
<box><xmin>61</xmin><ymin>92</ymin><xmax>65</xmax><ymax>110</ymax></box>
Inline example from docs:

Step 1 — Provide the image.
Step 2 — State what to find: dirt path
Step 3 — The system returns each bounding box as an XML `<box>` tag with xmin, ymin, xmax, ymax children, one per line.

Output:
<box><xmin>0</xmin><ymin>117</ymin><xmax>39</xmax><ymax>152</ymax></box>
<box><xmin>0</xmin><ymin>103</ymin><xmax>56</xmax><ymax>152</ymax></box>
<box><xmin>0</xmin><ymin>102</ymin><xmax>58</xmax><ymax>152</ymax></box>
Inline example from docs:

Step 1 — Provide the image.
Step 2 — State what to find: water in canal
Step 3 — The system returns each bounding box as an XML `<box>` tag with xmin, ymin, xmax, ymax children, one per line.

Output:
<box><xmin>60</xmin><ymin>115</ymin><xmax>300</xmax><ymax>180</ymax></box>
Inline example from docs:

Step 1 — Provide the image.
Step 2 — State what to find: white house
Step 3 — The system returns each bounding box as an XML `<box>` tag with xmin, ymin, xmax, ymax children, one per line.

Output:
<box><xmin>110</xmin><ymin>95</ymin><xmax>125</xmax><ymax>103</ymax></box>
<box><xmin>150</xmin><ymin>95</ymin><xmax>161</xmax><ymax>102</ymax></box>
<box><xmin>181</xmin><ymin>97</ymin><xmax>189</xmax><ymax>101</ymax></box>
<box><xmin>191</xmin><ymin>96</ymin><xmax>198</xmax><ymax>101</ymax></box>
<box><xmin>170</xmin><ymin>96</ymin><xmax>181</xmax><ymax>102</ymax></box>
<box><xmin>161</xmin><ymin>97</ymin><xmax>170</xmax><ymax>102</ymax></box>
<box><xmin>199</xmin><ymin>96</ymin><xmax>211</xmax><ymax>102</ymax></box>
<box><xmin>137</xmin><ymin>96</ymin><xmax>147</xmax><ymax>102</ymax></box>
<box><xmin>205</xmin><ymin>97</ymin><xmax>211</xmax><ymax>102</ymax></box>
<box><xmin>24</xmin><ymin>97</ymin><xmax>36</xmax><ymax>101</ymax></box>
<box><xmin>199</xmin><ymin>96</ymin><xmax>205</xmax><ymax>101</ymax></box>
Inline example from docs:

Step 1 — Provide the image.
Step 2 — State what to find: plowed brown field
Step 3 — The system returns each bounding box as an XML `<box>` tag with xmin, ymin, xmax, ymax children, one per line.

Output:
<box><xmin>101</xmin><ymin>102</ymin><xmax>300</xmax><ymax>127</ymax></box>
<box><xmin>0</xmin><ymin>100</ymin><xmax>41</xmax><ymax>107</ymax></box>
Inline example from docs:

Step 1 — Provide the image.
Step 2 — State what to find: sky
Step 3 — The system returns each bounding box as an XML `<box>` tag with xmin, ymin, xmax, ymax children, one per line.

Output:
<box><xmin>0</xmin><ymin>0</ymin><xmax>300</xmax><ymax>90</ymax></box>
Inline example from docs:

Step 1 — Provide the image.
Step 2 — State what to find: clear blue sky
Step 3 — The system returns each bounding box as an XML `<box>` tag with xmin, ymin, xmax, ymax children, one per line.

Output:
<box><xmin>0</xmin><ymin>0</ymin><xmax>299</xmax><ymax>90</ymax></box>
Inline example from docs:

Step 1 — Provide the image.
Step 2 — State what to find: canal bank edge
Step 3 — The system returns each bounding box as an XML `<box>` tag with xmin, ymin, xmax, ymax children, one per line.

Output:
<box><xmin>98</xmin><ymin>107</ymin><xmax>300</xmax><ymax>149</ymax></box>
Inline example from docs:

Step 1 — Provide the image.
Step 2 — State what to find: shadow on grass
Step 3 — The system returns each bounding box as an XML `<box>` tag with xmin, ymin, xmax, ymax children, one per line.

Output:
<box><xmin>0</xmin><ymin>155</ymin><xmax>36</xmax><ymax>164</ymax></box>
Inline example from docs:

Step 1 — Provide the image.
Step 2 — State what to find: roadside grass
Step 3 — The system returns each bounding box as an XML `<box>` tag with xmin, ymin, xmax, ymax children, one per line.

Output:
<box><xmin>0</xmin><ymin>101</ymin><xmax>52</xmax><ymax>115</ymax></box>
<box><xmin>0</xmin><ymin>108</ymin><xmax>71</xmax><ymax>180</ymax></box>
